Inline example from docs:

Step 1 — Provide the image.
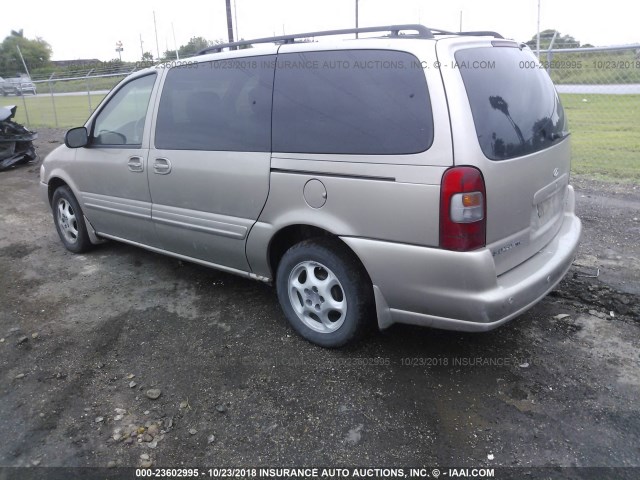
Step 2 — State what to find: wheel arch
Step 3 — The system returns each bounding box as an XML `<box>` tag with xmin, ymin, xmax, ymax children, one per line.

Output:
<box><xmin>47</xmin><ymin>175</ymin><xmax>104</xmax><ymax>245</ymax></box>
<box><xmin>267</xmin><ymin>224</ymin><xmax>373</xmax><ymax>287</ymax></box>
<box><xmin>47</xmin><ymin>176</ymin><xmax>70</xmax><ymax>206</ymax></box>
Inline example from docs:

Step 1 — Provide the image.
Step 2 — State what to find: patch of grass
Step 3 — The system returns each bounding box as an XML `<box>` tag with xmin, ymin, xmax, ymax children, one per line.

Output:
<box><xmin>36</xmin><ymin>76</ymin><xmax>125</xmax><ymax>94</ymax></box>
<box><xmin>0</xmin><ymin>94</ymin><xmax>106</xmax><ymax>128</ymax></box>
<box><xmin>560</xmin><ymin>93</ymin><xmax>640</xmax><ymax>183</ymax></box>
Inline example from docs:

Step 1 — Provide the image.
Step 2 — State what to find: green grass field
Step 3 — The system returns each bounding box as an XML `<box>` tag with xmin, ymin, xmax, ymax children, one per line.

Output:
<box><xmin>560</xmin><ymin>93</ymin><xmax>640</xmax><ymax>182</ymax></box>
<box><xmin>38</xmin><ymin>76</ymin><xmax>125</xmax><ymax>94</ymax></box>
<box><xmin>1</xmin><ymin>92</ymin><xmax>638</xmax><ymax>183</ymax></box>
<box><xmin>1</xmin><ymin>94</ymin><xmax>105</xmax><ymax>129</ymax></box>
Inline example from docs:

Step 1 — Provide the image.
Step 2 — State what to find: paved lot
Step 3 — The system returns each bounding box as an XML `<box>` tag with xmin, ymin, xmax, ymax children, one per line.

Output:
<box><xmin>0</xmin><ymin>130</ymin><xmax>639</xmax><ymax>471</ymax></box>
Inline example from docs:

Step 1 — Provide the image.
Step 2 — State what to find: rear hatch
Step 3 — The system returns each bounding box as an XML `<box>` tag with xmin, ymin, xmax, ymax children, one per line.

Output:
<box><xmin>437</xmin><ymin>38</ymin><xmax>571</xmax><ymax>275</ymax></box>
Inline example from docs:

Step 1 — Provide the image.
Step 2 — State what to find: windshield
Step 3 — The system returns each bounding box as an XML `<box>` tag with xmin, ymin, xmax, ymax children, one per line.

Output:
<box><xmin>456</xmin><ymin>46</ymin><xmax>568</xmax><ymax>161</ymax></box>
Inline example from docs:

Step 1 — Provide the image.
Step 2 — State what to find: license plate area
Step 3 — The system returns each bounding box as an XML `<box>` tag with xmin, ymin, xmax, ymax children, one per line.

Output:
<box><xmin>531</xmin><ymin>187</ymin><xmax>565</xmax><ymax>233</ymax></box>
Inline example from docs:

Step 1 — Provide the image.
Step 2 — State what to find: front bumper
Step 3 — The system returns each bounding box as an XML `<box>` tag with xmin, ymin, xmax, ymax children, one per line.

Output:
<box><xmin>40</xmin><ymin>181</ymin><xmax>49</xmax><ymax>205</ymax></box>
<box><xmin>342</xmin><ymin>188</ymin><xmax>582</xmax><ymax>332</ymax></box>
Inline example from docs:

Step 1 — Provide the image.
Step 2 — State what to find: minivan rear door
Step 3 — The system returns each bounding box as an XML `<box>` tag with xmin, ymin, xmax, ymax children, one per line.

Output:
<box><xmin>437</xmin><ymin>38</ymin><xmax>571</xmax><ymax>275</ymax></box>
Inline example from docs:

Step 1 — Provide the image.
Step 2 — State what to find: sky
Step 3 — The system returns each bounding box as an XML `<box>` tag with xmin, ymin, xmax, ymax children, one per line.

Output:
<box><xmin>1</xmin><ymin>0</ymin><xmax>639</xmax><ymax>62</ymax></box>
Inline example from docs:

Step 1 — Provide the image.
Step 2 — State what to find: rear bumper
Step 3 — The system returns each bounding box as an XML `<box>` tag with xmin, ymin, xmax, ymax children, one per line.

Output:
<box><xmin>342</xmin><ymin>189</ymin><xmax>582</xmax><ymax>332</ymax></box>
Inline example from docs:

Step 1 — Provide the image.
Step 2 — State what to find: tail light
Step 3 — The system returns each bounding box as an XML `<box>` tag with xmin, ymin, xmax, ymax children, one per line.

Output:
<box><xmin>440</xmin><ymin>166</ymin><xmax>486</xmax><ymax>251</ymax></box>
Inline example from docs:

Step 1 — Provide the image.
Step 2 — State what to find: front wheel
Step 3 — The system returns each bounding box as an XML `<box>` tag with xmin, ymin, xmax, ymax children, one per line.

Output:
<box><xmin>276</xmin><ymin>238</ymin><xmax>373</xmax><ymax>348</ymax></box>
<box><xmin>51</xmin><ymin>186</ymin><xmax>92</xmax><ymax>253</ymax></box>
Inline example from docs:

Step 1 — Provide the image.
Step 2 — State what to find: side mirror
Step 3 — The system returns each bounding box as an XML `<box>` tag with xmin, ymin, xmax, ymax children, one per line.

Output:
<box><xmin>65</xmin><ymin>127</ymin><xmax>88</xmax><ymax>148</ymax></box>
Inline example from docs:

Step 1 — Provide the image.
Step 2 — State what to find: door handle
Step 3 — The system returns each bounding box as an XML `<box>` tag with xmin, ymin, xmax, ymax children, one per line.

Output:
<box><xmin>153</xmin><ymin>158</ymin><xmax>172</xmax><ymax>175</ymax></box>
<box><xmin>127</xmin><ymin>156</ymin><xmax>144</xmax><ymax>173</ymax></box>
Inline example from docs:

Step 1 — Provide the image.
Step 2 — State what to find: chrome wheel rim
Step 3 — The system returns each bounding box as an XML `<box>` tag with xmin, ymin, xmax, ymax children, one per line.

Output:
<box><xmin>287</xmin><ymin>261</ymin><xmax>347</xmax><ymax>333</ymax></box>
<box><xmin>56</xmin><ymin>198</ymin><xmax>78</xmax><ymax>244</ymax></box>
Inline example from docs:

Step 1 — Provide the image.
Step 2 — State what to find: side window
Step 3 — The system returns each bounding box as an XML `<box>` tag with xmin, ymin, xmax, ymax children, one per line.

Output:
<box><xmin>92</xmin><ymin>74</ymin><xmax>156</xmax><ymax>146</ymax></box>
<box><xmin>272</xmin><ymin>50</ymin><xmax>434</xmax><ymax>155</ymax></box>
<box><xmin>155</xmin><ymin>56</ymin><xmax>275</xmax><ymax>152</ymax></box>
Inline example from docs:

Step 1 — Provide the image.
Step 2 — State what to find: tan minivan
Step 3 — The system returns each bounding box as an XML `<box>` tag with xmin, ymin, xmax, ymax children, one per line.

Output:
<box><xmin>40</xmin><ymin>25</ymin><xmax>581</xmax><ymax>347</ymax></box>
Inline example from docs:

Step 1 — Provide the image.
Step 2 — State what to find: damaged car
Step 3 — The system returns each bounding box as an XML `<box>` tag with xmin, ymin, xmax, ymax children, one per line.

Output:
<box><xmin>1</xmin><ymin>77</ymin><xmax>37</xmax><ymax>96</ymax></box>
<box><xmin>0</xmin><ymin>105</ymin><xmax>37</xmax><ymax>171</ymax></box>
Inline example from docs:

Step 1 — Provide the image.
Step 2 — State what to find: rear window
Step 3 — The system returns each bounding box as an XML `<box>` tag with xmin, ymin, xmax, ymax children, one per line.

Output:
<box><xmin>272</xmin><ymin>50</ymin><xmax>433</xmax><ymax>155</ymax></box>
<box><xmin>456</xmin><ymin>46</ymin><xmax>568</xmax><ymax>161</ymax></box>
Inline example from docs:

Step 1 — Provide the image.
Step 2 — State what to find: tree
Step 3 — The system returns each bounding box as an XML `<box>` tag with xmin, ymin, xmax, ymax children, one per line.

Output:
<box><xmin>525</xmin><ymin>30</ymin><xmax>581</xmax><ymax>50</ymax></box>
<box><xmin>141</xmin><ymin>51</ymin><xmax>154</xmax><ymax>61</ymax></box>
<box><xmin>163</xmin><ymin>36</ymin><xmax>213</xmax><ymax>59</ymax></box>
<box><xmin>0</xmin><ymin>30</ymin><xmax>52</xmax><ymax>74</ymax></box>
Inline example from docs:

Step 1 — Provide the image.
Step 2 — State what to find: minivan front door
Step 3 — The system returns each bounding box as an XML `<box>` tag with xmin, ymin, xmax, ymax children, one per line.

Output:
<box><xmin>73</xmin><ymin>72</ymin><xmax>160</xmax><ymax>247</ymax></box>
<box><xmin>148</xmin><ymin>54</ymin><xmax>276</xmax><ymax>272</ymax></box>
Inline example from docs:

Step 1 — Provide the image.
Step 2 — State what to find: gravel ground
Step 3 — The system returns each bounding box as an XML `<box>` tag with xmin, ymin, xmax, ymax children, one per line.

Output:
<box><xmin>0</xmin><ymin>129</ymin><xmax>639</xmax><ymax>471</ymax></box>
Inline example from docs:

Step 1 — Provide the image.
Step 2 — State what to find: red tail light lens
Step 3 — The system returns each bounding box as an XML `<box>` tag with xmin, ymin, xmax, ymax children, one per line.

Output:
<box><xmin>440</xmin><ymin>166</ymin><xmax>486</xmax><ymax>251</ymax></box>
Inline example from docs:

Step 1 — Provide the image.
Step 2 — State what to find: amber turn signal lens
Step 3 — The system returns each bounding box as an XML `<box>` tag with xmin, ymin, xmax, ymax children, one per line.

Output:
<box><xmin>462</xmin><ymin>192</ymin><xmax>483</xmax><ymax>207</ymax></box>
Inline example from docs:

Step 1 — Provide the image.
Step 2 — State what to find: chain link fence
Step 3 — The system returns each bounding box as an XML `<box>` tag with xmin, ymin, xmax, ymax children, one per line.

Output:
<box><xmin>537</xmin><ymin>44</ymin><xmax>640</xmax><ymax>181</ymax></box>
<box><xmin>0</xmin><ymin>64</ymin><xmax>145</xmax><ymax>129</ymax></box>
<box><xmin>1</xmin><ymin>45</ymin><xmax>638</xmax><ymax>181</ymax></box>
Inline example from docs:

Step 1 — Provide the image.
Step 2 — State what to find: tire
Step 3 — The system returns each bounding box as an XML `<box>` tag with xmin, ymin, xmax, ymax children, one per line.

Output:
<box><xmin>276</xmin><ymin>237</ymin><xmax>374</xmax><ymax>348</ymax></box>
<box><xmin>51</xmin><ymin>186</ymin><xmax>92</xmax><ymax>253</ymax></box>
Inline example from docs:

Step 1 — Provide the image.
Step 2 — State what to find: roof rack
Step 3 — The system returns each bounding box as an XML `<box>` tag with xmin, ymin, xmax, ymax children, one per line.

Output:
<box><xmin>196</xmin><ymin>24</ymin><xmax>434</xmax><ymax>55</ymax></box>
<box><xmin>195</xmin><ymin>25</ymin><xmax>505</xmax><ymax>56</ymax></box>
<box><xmin>456</xmin><ymin>30</ymin><xmax>504</xmax><ymax>39</ymax></box>
<box><xmin>430</xmin><ymin>28</ymin><xmax>504</xmax><ymax>39</ymax></box>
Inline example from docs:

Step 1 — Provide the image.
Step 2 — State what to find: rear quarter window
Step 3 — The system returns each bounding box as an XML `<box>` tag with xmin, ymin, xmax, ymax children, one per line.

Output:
<box><xmin>272</xmin><ymin>49</ymin><xmax>434</xmax><ymax>155</ymax></box>
<box><xmin>456</xmin><ymin>46</ymin><xmax>568</xmax><ymax>161</ymax></box>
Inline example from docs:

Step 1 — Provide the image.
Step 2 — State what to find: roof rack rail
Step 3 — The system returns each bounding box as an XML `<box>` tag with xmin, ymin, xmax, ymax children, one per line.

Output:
<box><xmin>457</xmin><ymin>30</ymin><xmax>504</xmax><ymax>38</ymax></box>
<box><xmin>430</xmin><ymin>28</ymin><xmax>504</xmax><ymax>39</ymax></box>
<box><xmin>428</xmin><ymin>28</ymin><xmax>456</xmax><ymax>35</ymax></box>
<box><xmin>196</xmin><ymin>24</ymin><xmax>434</xmax><ymax>55</ymax></box>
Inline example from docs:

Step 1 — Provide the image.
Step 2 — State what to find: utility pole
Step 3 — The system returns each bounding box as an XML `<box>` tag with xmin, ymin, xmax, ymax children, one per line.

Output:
<box><xmin>459</xmin><ymin>11</ymin><xmax>463</xmax><ymax>32</ymax></box>
<box><xmin>153</xmin><ymin>11</ymin><xmax>160</xmax><ymax>60</ymax></box>
<box><xmin>16</xmin><ymin>45</ymin><xmax>31</xmax><ymax>78</ymax></box>
<box><xmin>172</xmin><ymin>23</ymin><xmax>179</xmax><ymax>59</ymax></box>
<box><xmin>139</xmin><ymin>34</ymin><xmax>144</xmax><ymax>59</ymax></box>
<box><xmin>225</xmin><ymin>0</ymin><xmax>235</xmax><ymax>49</ymax></box>
<box><xmin>233</xmin><ymin>0</ymin><xmax>239</xmax><ymax>40</ymax></box>
<box><xmin>355</xmin><ymin>0</ymin><xmax>359</xmax><ymax>38</ymax></box>
<box><xmin>536</xmin><ymin>0</ymin><xmax>541</xmax><ymax>58</ymax></box>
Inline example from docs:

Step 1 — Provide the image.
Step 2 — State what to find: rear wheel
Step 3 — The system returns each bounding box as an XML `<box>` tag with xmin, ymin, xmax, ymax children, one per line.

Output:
<box><xmin>51</xmin><ymin>186</ymin><xmax>92</xmax><ymax>253</ymax></box>
<box><xmin>276</xmin><ymin>238</ymin><xmax>373</xmax><ymax>347</ymax></box>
